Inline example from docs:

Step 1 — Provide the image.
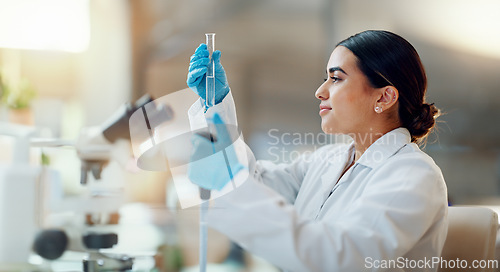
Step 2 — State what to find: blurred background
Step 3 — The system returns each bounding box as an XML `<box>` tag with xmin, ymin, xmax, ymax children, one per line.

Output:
<box><xmin>0</xmin><ymin>0</ymin><xmax>499</xmax><ymax>270</ymax></box>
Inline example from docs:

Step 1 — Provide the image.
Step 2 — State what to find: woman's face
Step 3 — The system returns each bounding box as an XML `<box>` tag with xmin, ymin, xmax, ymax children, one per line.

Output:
<box><xmin>315</xmin><ymin>46</ymin><xmax>379</xmax><ymax>135</ymax></box>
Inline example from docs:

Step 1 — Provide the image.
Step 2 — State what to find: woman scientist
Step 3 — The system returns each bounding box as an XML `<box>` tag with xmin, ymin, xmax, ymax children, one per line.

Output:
<box><xmin>186</xmin><ymin>30</ymin><xmax>448</xmax><ymax>272</ymax></box>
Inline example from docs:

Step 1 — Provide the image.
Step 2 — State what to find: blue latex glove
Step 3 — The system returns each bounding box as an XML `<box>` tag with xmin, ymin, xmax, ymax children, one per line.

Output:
<box><xmin>186</xmin><ymin>44</ymin><xmax>230</xmax><ymax>107</ymax></box>
<box><xmin>188</xmin><ymin>113</ymin><xmax>244</xmax><ymax>191</ymax></box>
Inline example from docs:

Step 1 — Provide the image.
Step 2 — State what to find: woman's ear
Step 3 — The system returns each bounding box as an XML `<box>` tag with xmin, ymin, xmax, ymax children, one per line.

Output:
<box><xmin>374</xmin><ymin>86</ymin><xmax>398</xmax><ymax>113</ymax></box>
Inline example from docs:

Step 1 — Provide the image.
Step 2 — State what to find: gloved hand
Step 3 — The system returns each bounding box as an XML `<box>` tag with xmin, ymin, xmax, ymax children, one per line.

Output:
<box><xmin>188</xmin><ymin>113</ymin><xmax>244</xmax><ymax>191</ymax></box>
<box><xmin>186</xmin><ymin>43</ymin><xmax>230</xmax><ymax>107</ymax></box>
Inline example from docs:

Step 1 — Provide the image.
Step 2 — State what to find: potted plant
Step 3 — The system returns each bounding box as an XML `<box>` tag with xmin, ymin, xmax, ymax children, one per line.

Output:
<box><xmin>0</xmin><ymin>73</ymin><xmax>37</xmax><ymax>125</ymax></box>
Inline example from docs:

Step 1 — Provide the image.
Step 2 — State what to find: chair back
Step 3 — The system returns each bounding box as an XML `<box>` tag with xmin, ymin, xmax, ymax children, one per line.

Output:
<box><xmin>439</xmin><ymin>206</ymin><xmax>498</xmax><ymax>272</ymax></box>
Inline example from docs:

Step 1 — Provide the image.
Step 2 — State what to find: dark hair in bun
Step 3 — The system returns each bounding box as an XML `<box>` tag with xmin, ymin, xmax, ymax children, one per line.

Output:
<box><xmin>406</xmin><ymin>102</ymin><xmax>440</xmax><ymax>142</ymax></box>
<box><xmin>337</xmin><ymin>30</ymin><xmax>440</xmax><ymax>143</ymax></box>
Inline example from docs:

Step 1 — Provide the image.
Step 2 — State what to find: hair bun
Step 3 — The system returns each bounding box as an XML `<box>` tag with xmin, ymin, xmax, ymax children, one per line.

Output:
<box><xmin>407</xmin><ymin>103</ymin><xmax>440</xmax><ymax>141</ymax></box>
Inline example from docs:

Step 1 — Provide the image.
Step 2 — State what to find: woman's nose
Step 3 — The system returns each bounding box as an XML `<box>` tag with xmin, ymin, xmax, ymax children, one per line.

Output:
<box><xmin>315</xmin><ymin>83</ymin><xmax>329</xmax><ymax>100</ymax></box>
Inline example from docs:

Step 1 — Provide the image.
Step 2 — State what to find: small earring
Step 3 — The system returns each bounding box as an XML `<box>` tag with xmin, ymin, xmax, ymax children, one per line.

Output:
<box><xmin>393</xmin><ymin>95</ymin><xmax>396</xmax><ymax>101</ymax></box>
<box><xmin>375</xmin><ymin>106</ymin><xmax>382</xmax><ymax>113</ymax></box>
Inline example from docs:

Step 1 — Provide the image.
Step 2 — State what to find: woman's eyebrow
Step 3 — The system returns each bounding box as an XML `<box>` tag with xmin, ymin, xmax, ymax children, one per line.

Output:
<box><xmin>328</xmin><ymin>66</ymin><xmax>348</xmax><ymax>75</ymax></box>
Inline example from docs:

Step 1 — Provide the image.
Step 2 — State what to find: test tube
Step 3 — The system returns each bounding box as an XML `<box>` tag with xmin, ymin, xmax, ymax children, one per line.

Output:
<box><xmin>205</xmin><ymin>33</ymin><xmax>216</xmax><ymax>109</ymax></box>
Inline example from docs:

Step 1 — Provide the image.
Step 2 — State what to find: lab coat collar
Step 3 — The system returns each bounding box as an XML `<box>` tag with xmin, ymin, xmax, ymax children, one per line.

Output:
<box><xmin>355</xmin><ymin>127</ymin><xmax>411</xmax><ymax>169</ymax></box>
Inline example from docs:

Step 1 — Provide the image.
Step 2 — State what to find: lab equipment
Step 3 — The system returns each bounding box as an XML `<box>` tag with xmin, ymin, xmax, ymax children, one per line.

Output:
<box><xmin>77</xmin><ymin>94</ymin><xmax>172</xmax><ymax>185</ymax></box>
<box><xmin>33</xmin><ymin>230</ymin><xmax>134</xmax><ymax>271</ymax></box>
<box><xmin>29</xmin><ymin>95</ymin><xmax>172</xmax><ymax>271</ymax></box>
<box><xmin>0</xmin><ymin>123</ymin><xmax>40</xmax><ymax>265</ymax></box>
<box><xmin>82</xmin><ymin>233</ymin><xmax>134</xmax><ymax>272</ymax></box>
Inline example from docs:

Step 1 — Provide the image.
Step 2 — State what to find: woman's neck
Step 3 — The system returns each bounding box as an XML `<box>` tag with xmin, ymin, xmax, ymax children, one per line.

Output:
<box><xmin>352</xmin><ymin>126</ymin><xmax>399</xmax><ymax>162</ymax></box>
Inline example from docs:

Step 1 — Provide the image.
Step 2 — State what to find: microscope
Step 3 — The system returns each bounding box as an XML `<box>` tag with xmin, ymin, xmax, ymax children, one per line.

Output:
<box><xmin>32</xmin><ymin>94</ymin><xmax>173</xmax><ymax>271</ymax></box>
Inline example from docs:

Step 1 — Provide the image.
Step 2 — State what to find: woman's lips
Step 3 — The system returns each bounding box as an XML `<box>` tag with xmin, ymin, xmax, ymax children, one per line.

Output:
<box><xmin>319</xmin><ymin>105</ymin><xmax>332</xmax><ymax>115</ymax></box>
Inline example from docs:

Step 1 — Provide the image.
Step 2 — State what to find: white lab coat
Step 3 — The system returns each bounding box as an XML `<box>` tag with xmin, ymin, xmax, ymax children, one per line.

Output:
<box><xmin>188</xmin><ymin>92</ymin><xmax>448</xmax><ymax>272</ymax></box>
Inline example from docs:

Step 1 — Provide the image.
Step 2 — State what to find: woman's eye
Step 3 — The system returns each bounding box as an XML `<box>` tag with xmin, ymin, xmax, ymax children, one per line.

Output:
<box><xmin>330</xmin><ymin>76</ymin><xmax>340</xmax><ymax>83</ymax></box>
<box><xmin>323</xmin><ymin>77</ymin><xmax>340</xmax><ymax>83</ymax></box>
